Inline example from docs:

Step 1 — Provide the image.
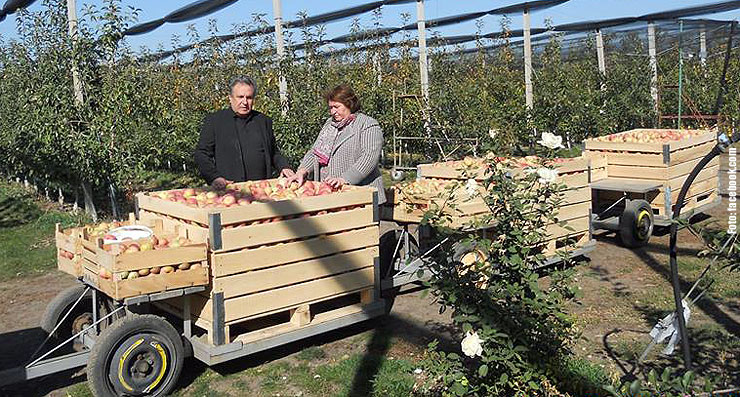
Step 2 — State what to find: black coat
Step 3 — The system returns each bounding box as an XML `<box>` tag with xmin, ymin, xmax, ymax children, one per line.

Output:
<box><xmin>194</xmin><ymin>109</ymin><xmax>290</xmax><ymax>184</ymax></box>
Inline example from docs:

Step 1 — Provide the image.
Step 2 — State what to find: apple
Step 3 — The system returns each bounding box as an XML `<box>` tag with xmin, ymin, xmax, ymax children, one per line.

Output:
<box><xmin>150</xmin><ymin>266</ymin><xmax>161</xmax><ymax>274</ymax></box>
<box><xmin>140</xmin><ymin>242</ymin><xmax>153</xmax><ymax>251</ymax></box>
<box><xmin>190</xmin><ymin>263</ymin><xmax>202</xmax><ymax>270</ymax></box>
<box><xmin>103</xmin><ymin>234</ymin><xmax>117</xmax><ymax>241</ymax></box>
<box><xmin>161</xmin><ymin>265</ymin><xmax>175</xmax><ymax>274</ymax></box>
<box><xmin>125</xmin><ymin>243</ymin><xmax>141</xmax><ymax>253</ymax></box>
<box><xmin>206</xmin><ymin>191</ymin><xmax>218</xmax><ymax>200</ymax></box>
<box><xmin>118</xmin><ymin>271</ymin><xmax>129</xmax><ymax>280</ymax></box>
<box><xmin>222</xmin><ymin>194</ymin><xmax>236</xmax><ymax>206</ymax></box>
<box><xmin>183</xmin><ymin>188</ymin><xmax>196</xmax><ymax>198</ymax></box>
<box><xmin>177</xmin><ymin>262</ymin><xmax>191</xmax><ymax>270</ymax></box>
<box><xmin>138</xmin><ymin>268</ymin><xmax>150</xmax><ymax>276</ymax></box>
<box><xmin>127</xmin><ymin>271</ymin><xmax>139</xmax><ymax>280</ymax></box>
<box><xmin>98</xmin><ymin>267</ymin><xmax>112</xmax><ymax>279</ymax></box>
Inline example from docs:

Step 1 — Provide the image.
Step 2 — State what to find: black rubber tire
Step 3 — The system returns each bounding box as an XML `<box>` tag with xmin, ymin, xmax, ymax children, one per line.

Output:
<box><xmin>619</xmin><ymin>199</ymin><xmax>654</xmax><ymax>248</ymax></box>
<box><xmin>41</xmin><ymin>284</ymin><xmax>93</xmax><ymax>340</ymax></box>
<box><xmin>87</xmin><ymin>314</ymin><xmax>184</xmax><ymax>397</ymax></box>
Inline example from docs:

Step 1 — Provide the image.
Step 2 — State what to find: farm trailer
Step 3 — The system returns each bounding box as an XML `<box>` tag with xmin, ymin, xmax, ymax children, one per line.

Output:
<box><xmin>1</xmin><ymin>185</ymin><xmax>396</xmax><ymax>396</ymax></box>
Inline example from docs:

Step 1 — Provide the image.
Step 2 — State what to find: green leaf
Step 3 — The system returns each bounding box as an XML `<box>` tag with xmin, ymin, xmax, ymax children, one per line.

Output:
<box><xmin>528</xmin><ymin>381</ymin><xmax>540</xmax><ymax>390</ymax></box>
<box><xmin>629</xmin><ymin>379</ymin><xmax>642</xmax><ymax>395</ymax></box>
<box><xmin>478</xmin><ymin>364</ymin><xmax>489</xmax><ymax>377</ymax></box>
<box><xmin>499</xmin><ymin>372</ymin><xmax>508</xmax><ymax>384</ymax></box>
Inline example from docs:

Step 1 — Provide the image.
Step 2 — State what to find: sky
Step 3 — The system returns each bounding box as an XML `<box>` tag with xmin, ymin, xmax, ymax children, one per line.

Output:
<box><xmin>1</xmin><ymin>0</ymin><xmax>739</xmax><ymax>54</ymax></box>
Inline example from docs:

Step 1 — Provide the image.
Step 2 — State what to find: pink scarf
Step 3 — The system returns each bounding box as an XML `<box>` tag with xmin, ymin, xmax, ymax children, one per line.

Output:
<box><xmin>312</xmin><ymin>114</ymin><xmax>356</xmax><ymax>166</ymax></box>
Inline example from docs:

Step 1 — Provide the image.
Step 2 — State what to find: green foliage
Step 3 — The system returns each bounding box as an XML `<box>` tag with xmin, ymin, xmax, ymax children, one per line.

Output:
<box><xmin>604</xmin><ymin>368</ymin><xmax>714</xmax><ymax>397</ymax></box>
<box><xmin>414</xmin><ymin>144</ymin><xmax>582</xmax><ymax>396</ymax></box>
<box><xmin>1</xmin><ymin>2</ymin><xmax>738</xmax><ymax>214</ymax></box>
<box><xmin>0</xmin><ymin>180</ymin><xmax>42</xmax><ymax>227</ymax></box>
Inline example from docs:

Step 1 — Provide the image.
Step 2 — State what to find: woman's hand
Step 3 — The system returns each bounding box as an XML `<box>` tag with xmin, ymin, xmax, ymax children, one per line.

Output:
<box><xmin>324</xmin><ymin>177</ymin><xmax>347</xmax><ymax>189</ymax></box>
<box><xmin>280</xmin><ymin>168</ymin><xmax>295</xmax><ymax>178</ymax></box>
<box><xmin>286</xmin><ymin>168</ymin><xmax>309</xmax><ymax>186</ymax></box>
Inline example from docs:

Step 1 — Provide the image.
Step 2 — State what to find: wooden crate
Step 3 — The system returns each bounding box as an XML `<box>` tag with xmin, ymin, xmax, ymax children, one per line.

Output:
<box><xmin>136</xmin><ymin>184</ymin><xmax>378</xmax><ymax>252</ymax></box>
<box><xmin>157</xmin><ymin>226</ymin><xmax>380</xmax><ymax>344</ymax></box>
<box><xmin>584</xmin><ymin>129</ymin><xmax>719</xmax><ymax>217</ymax></box>
<box><xmin>385</xmin><ymin>157</ymin><xmax>594</xmax><ymax>227</ymax></box>
<box><xmin>55</xmin><ymin>224</ymin><xmax>83</xmax><ymax>278</ymax></box>
<box><xmin>71</xmin><ymin>217</ymin><xmax>209</xmax><ymax>300</ymax></box>
<box><xmin>137</xmin><ymin>183</ymin><xmax>382</xmax><ymax>344</ymax></box>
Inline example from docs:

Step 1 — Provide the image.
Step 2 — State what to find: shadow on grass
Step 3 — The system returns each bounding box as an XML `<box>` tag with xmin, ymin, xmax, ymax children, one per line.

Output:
<box><xmin>602</xmin><ymin>325</ymin><xmax>740</xmax><ymax>388</ymax></box>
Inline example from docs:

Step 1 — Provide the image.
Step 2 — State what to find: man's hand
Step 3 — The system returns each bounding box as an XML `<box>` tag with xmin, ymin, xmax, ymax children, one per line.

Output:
<box><xmin>285</xmin><ymin>168</ymin><xmax>308</xmax><ymax>186</ymax></box>
<box><xmin>280</xmin><ymin>168</ymin><xmax>295</xmax><ymax>178</ymax></box>
<box><xmin>211</xmin><ymin>177</ymin><xmax>232</xmax><ymax>190</ymax></box>
<box><xmin>325</xmin><ymin>177</ymin><xmax>347</xmax><ymax>190</ymax></box>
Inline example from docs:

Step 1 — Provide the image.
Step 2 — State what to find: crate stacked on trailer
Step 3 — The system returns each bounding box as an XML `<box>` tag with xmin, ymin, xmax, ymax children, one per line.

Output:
<box><xmin>383</xmin><ymin>155</ymin><xmax>597</xmax><ymax>257</ymax></box>
<box><xmin>584</xmin><ymin>129</ymin><xmax>719</xmax><ymax>219</ymax></box>
<box><xmin>56</xmin><ymin>216</ymin><xmax>209</xmax><ymax>300</ymax></box>
<box><xmin>135</xmin><ymin>179</ymin><xmax>382</xmax><ymax>345</ymax></box>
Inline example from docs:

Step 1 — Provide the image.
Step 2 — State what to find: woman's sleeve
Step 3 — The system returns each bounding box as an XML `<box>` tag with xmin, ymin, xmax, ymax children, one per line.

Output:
<box><xmin>340</xmin><ymin>119</ymin><xmax>382</xmax><ymax>185</ymax></box>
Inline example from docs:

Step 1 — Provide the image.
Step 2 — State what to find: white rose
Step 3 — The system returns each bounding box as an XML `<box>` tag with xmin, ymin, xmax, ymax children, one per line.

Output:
<box><xmin>537</xmin><ymin>132</ymin><xmax>564</xmax><ymax>149</ymax></box>
<box><xmin>465</xmin><ymin>179</ymin><xmax>479</xmax><ymax>199</ymax></box>
<box><xmin>537</xmin><ymin>167</ymin><xmax>558</xmax><ymax>184</ymax></box>
<box><xmin>488</xmin><ymin>128</ymin><xmax>498</xmax><ymax>139</ymax></box>
<box><xmin>461</xmin><ymin>331</ymin><xmax>484</xmax><ymax>358</ymax></box>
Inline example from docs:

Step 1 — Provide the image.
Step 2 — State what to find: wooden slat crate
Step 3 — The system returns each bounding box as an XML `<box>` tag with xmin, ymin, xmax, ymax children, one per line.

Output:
<box><xmin>55</xmin><ymin>224</ymin><xmax>83</xmax><ymax>278</ymax></box>
<box><xmin>79</xmin><ymin>231</ymin><xmax>209</xmax><ymax>300</ymax></box>
<box><xmin>136</xmin><ymin>184</ymin><xmax>378</xmax><ymax>252</ymax></box>
<box><xmin>158</xmin><ymin>228</ymin><xmax>380</xmax><ymax>344</ymax></box>
<box><xmin>384</xmin><ymin>157</ymin><xmax>594</xmax><ymax>233</ymax></box>
<box><xmin>584</xmin><ymin>129</ymin><xmax>719</xmax><ymax>217</ymax></box>
<box><xmin>137</xmin><ymin>183</ymin><xmax>382</xmax><ymax>344</ymax></box>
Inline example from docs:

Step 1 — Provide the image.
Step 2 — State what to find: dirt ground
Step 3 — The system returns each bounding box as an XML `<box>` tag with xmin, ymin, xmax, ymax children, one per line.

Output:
<box><xmin>0</xmin><ymin>200</ymin><xmax>738</xmax><ymax>395</ymax></box>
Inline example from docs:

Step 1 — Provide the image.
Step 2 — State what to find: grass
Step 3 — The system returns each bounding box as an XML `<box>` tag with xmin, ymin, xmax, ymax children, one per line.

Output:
<box><xmin>162</xmin><ymin>351</ymin><xmax>417</xmax><ymax>397</ymax></box>
<box><xmin>0</xmin><ymin>193</ymin><xmax>87</xmax><ymax>281</ymax></box>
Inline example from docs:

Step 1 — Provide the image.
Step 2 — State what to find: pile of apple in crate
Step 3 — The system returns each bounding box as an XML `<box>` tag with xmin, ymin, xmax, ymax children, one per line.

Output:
<box><xmin>55</xmin><ymin>216</ymin><xmax>208</xmax><ymax>300</ymax></box>
<box><xmin>383</xmin><ymin>155</ymin><xmax>601</xmax><ymax>256</ymax></box>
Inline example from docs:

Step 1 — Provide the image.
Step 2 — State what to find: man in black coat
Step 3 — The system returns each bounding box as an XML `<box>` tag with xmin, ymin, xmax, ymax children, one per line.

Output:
<box><xmin>194</xmin><ymin>76</ymin><xmax>294</xmax><ymax>189</ymax></box>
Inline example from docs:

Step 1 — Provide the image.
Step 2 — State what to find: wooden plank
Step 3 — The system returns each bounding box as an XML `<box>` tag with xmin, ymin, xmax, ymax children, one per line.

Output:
<box><xmin>555</xmin><ymin>201</ymin><xmax>591</xmax><ymax>221</ymax></box>
<box><xmin>57</xmin><ymin>256</ymin><xmax>81</xmax><ymax>278</ymax></box>
<box><xmin>95</xmin><ymin>244</ymin><xmax>207</xmax><ymax>272</ymax></box>
<box><xmin>654</xmin><ymin>190</ymin><xmax>718</xmax><ymax>217</ymax></box>
<box><xmin>587</xmin><ymin>141</ymin><xmax>714</xmax><ymax>167</ymax></box>
<box><xmin>655</xmin><ymin>178</ymin><xmax>718</xmax><ymax>205</ymax></box>
<box><xmin>192</xmin><ymin>267</ymin><xmax>375</xmax><ymax>323</ymax></box>
<box><xmin>213</xmin><ymin>247</ymin><xmax>378</xmax><ymax>298</ymax></box>
<box><xmin>607</xmin><ymin>157</ymin><xmax>719</xmax><ymax>180</ymax></box>
<box><xmin>290</xmin><ymin>305</ymin><xmax>311</xmax><ymax>327</ymax></box>
<box><xmin>667</xmin><ymin>131</ymin><xmax>715</xmax><ymax>151</ymax></box>
<box><xmin>217</xmin><ymin>189</ymin><xmax>373</xmax><ymax>225</ymax></box>
<box><xmin>584</xmin><ymin>140</ymin><xmax>664</xmax><ymax>153</ymax></box>
<box><xmin>236</xmin><ymin>302</ymin><xmax>371</xmax><ymax>345</ymax></box>
<box><xmin>666</xmin><ymin>165</ymin><xmax>719</xmax><ymax>191</ymax></box>
<box><xmin>219</xmin><ymin>205</ymin><xmax>375</xmax><ymax>251</ymax></box>
<box><xmin>96</xmin><ymin>266</ymin><xmax>209</xmax><ymax>300</ymax></box>
<box><xmin>136</xmin><ymin>193</ymin><xmax>209</xmax><ymax>225</ymax></box>
<box><xmin>591</xmin><ymin>167</ymin><xmax>608</xmax><ymax>182</ymax></box>
<box><xmin>211</xmin><ymin>226</ymin><xmax>379</xmax><ymax>276</ymax></box>
<box><xmin>546</xmin><ymin>216</ymin><xmax>590</xmax><ymax>239</ymax></box>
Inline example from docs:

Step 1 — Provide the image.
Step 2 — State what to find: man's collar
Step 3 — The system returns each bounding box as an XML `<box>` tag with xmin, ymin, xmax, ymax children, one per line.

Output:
<box><xmin>231</xmin><ymin>109</ymin><xmax>255</xmax><ymax>121</ymax></box>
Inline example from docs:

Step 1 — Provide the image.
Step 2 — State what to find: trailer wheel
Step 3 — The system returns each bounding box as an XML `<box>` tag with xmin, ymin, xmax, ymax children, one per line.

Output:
<box><xmin>41</xmin><ymin>285</ymin><xmax>119</xmax><ymax>350</ymax></box>
<box><xmin>88</xmin><ymin>314</ymin><xmax>184</xmax><ymax>397</ymax></box>
<box><xmin>619</xmin><ymin>199</ymin><xmax>654</xmax><ymax>248</ymax></box>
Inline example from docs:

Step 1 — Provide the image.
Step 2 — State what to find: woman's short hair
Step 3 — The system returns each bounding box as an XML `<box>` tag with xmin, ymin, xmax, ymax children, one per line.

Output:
<box><xmin>324</xmin><ymin>84</ymin><xmax>361</xmax><ymax>113</ymax></box>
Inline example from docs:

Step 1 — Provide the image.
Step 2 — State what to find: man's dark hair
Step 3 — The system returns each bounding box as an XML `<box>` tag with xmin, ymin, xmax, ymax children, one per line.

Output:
<box><xmin>229</xmin><ymin>76</ymin><xmax>257</xmax><ymax>96</ymax></box>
